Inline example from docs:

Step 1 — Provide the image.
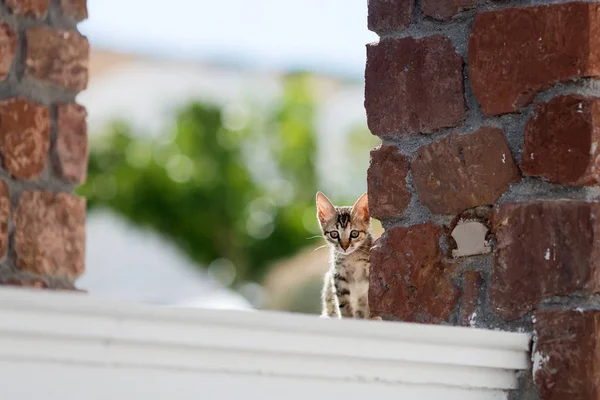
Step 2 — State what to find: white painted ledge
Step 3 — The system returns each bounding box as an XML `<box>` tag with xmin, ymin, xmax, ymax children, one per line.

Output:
<box><xmin>0</xmin><ymin>288</ymin><xmax>531</xmax><ymax>400</ymax></box>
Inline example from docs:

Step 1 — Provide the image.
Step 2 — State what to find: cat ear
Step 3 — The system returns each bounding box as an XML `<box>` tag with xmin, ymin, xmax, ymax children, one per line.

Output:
<box><xmin>316</xmin><ymin>192</ymin><xmax>336</xmax><ymax>224</ymax></box>
<box><xmin>351</xmin><ymin>192</ymin><xmax>370</xmax><ymax>222</ymax></box>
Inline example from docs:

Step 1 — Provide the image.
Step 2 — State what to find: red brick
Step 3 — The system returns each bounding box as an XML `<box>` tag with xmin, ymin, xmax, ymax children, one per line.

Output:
<box><xmin>0</xmin><ymin>180</ymin><xmax>9</xmax><ymax>260</ymax></box>
<box><xmin>54</xmin><ymin>103</ymin><xmax>88</xmax><ymax>183</ymax></box>
<box><xmin>370</xmin><ymin>223</ymin><xmax>459</xmax><ymax>323</ymax></box>
<box><xmin>521</xmin><ymin>95</ymin><xmax>600</xmax><ymax>186</ymax></box>
<box><xmin>533</xmin><ymin>309</ymin><xmax>600</xmax><ymax>400</ymax></box>
<box><xmin>61</xmin><ymin>0</ymin><xmax>88</xmax><ymax>22</ymax></box>
<box><xmin>459</xmin><ymin>270</ymin><xmax>482</xmax><ymax>326</ymax></box>
<box><xmin>367</xmin><ymin>145</ymin><xmax>410</xmax><ymax>219</ymax></box>
<box><xmin>25</xmin><ymin>26</ymin><xmax>89</xmax><ymax>92</ymax></box>
<box><xmin>5</xmin><ymin>0</ymin><xmax>48</xmax><ymax>19</ymax></box>
<box><xmin>15</xmin><ymin>191</ymin><xmax>86</xmax><ymax>279</ymax></box>
<box><xmin>365</xmin><ymin>36</ymin><xmax>465</xmax><ymax>136</ymax></box>
<box><xmin>0</xmin><ymin>98</ymin><xmax>50</xmax><ymax>180</ymax></box>
<box><xmin>368</xmin><ymin>0</ymin><xmax>414</xmax><ymax>34</ymax></box>
<box><xmin>422</xmin><ymin>0</ymin><xmax>478</xmax><ymax>20</ymax></box>
<box><xmin>411</xmin><ymin>127</ymin><xmax>520</xmax><ymax>215</ymax></box>
<box><xmin>469</xmin><ymin>3</ymin><xmax>600</xmax><ymax>116</ymax></box>
<box><xmin>491</xmin><ymin>201</ymin><xmax>600</xmax><ymax>320</ymax></box>
<box><xmin>0</xmin><ymin>23</ymin><xmax>16</xmax><ymax>81</ymax></box>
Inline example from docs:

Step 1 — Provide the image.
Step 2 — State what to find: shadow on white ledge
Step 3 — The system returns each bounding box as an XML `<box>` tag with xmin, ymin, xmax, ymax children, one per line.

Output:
<box><xmin>0</xmin><ymin>287</ymin><xmax>530</xmax><ymax>400</ymax></box>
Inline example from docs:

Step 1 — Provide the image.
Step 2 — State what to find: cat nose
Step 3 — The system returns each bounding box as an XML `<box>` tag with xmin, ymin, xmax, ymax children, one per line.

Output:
<box><xmin>341</xmin><ymin>241</ymin><xmax>349</xmax><ymax>250</ymax></box>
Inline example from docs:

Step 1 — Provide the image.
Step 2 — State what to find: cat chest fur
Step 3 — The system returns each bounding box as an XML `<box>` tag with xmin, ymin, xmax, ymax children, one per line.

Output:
<box><xmin>336</xmin><ymin>260</ymin><xmax>369</xmax><ymax>312</ymax></box>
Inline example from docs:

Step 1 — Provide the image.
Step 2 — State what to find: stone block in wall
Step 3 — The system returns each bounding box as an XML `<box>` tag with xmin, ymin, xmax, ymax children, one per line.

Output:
<box><xmin>25</xmin><ymin>26</ymin><xmax>89</xmax><ymax>92</ymax></box>
<box><xmin>54</xmin><ymin>103</ymin><xmax>88</xmax><ymax>183</ymax></box>
<box><xmin>370</xmin><ymin>223</ymin><xmax>460</xmax><ymax>323</ymax></box>
<box><xmin>491</xmin><ymin>201</ymin><xmax>600</xmax><ymax>321</ymax></box>
<box><xmin>365</xmin><ymin>36</ymin><xmax>465</xmax><ymax>136</ymax></box>
<box><xmin>5</xmin><ymin>0</ymin><xmax>49</xmax><ymax>19</ymax></box>
<box><xmin>469</xmin><ymin>2</ymin><xmax>600</xmax><ymax>116</ymax></box>
<box><xmin>367</xmin><ymin>0</ymin><xmax>414</xmax><ymax>34</ymax></box>
<box><xmin>411</xmin><ymin>127</ymin><xmax>520</xmax><ymax>215</ymax></box>
<box><xmin>0</xmin><ymin>98</ymin><xmax>51</xmax><ymax>180</ymax></box>
<box><xmin>14</xmin><ymin>191</ymin><xmax>86</xmax><ymax>279</ymax></box>
<box><xmin>533</xmin><ymin>309</ymin><xmax>600</xmax><ymax>400</ymax></box>
<box><xmin>521</xmin><ymin>94</ymin><xmax>600</xmax><ymax>186</ymax></box>
<box><xmin>421</xmin><ymin>0</ymin><xmax>478</xmax><ymax>20</ymax></box>
<box><xmin>0</xmin><ymin>23</ymin><xmax>17</xmax><ymax>81</ymax></box>
<box><xmin>367</xmin><ymin>145</ymin><xmax>410</xmax><ymax>219</ymax></box>
<box><xmin>61</xmin><ymin>0</ymin><xmax>88</xmax><ymax>22</ymax></box>
<box><xmin>0</xmin><ymin>180</ymin><xmax>9</xmax><ymax>260</ymax></box>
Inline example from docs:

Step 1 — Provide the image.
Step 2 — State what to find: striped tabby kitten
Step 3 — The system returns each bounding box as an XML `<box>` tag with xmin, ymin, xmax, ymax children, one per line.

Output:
<box><xmin>316</xmin><ymin>191</ymin><xmax>377</xmax><ymax>319</ymax></box>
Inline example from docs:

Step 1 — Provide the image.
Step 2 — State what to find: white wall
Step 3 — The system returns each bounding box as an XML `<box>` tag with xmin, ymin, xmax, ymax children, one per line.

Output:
<box><xmin>1</xmin><ymin>362</ymin><xmax>509</xmax><ymax>400</ymax></box>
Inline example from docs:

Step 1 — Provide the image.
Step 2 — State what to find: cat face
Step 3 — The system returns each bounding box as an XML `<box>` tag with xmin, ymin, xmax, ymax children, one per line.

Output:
<box><xmin>316</xmin><ymin>192</ymin><xmax>370</xmax><ymax>254</ymax></box>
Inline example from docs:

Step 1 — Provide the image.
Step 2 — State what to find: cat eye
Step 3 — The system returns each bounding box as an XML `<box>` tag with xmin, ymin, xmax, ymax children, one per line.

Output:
<box><xmin>329</xmin><ymin>231</ymin><xmax>339</xmax><ymax>239</ymax></box>
<box><xmin>350</xmin><ymin>230</ymin><xmax>359</xmax><ymax>239</ymax></box>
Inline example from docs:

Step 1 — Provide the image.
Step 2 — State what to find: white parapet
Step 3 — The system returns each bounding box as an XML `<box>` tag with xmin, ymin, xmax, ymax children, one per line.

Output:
<box><xmin>0</xmin><ymin>287</ymin><xmax>530</xmax><ymax>400</ymax></box>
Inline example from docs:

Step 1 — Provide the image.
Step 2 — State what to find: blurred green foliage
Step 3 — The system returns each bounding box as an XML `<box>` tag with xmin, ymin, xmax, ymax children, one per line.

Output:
<box><xmin>78</xmin><ymin>73</ymin><xmax>330</xmax><ymax>285</ymax></box>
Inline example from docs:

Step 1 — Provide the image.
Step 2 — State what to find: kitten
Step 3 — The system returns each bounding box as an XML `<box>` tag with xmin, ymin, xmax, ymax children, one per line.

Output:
<box><xmin>316</xmin><ymin>191</ymin><xmax>378</xmax><ymax>320</ymax></box>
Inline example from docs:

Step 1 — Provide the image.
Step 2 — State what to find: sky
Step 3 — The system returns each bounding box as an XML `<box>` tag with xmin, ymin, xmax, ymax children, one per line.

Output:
<box><xmin>79</xmin><ymin>0</ymin><xmax>378</xmax><ymax>78</ymax></box>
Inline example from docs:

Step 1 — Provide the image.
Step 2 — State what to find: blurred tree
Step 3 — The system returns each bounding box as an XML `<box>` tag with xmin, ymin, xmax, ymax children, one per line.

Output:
<box><xmin>78</xmin><ymin>73</ymin><xmax>326</xmax><ymax>286</ymax></box>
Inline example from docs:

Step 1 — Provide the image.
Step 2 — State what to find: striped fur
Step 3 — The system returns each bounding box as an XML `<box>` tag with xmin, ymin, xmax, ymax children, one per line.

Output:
<box><xmin>322</xmin><ymin>270</ymin><xmax>340</xmax><ymax>317</ymax></box>
<box><xmin>316</xmin><ymin>192</ymin><xmax>374</xmax><ymax>319</ymax></box>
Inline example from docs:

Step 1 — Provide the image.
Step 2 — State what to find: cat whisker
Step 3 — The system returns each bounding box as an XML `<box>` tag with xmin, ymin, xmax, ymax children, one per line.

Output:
<box><xmin>312</xmin><ymin>244</ymin><xmax>329</xmax><ymax>252</ymax></box>
<box><xmin>305</xmin><ymin>235</ymin><xmax>323</xmax><ymax>240</ymax></box>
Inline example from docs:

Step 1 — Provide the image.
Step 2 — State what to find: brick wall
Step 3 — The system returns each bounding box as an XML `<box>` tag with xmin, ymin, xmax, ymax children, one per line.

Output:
<box><xmin>0</xmin><ymin>0</ymin><xmax>88</xmax><ymax>290</ymax></box>
<box><xmin>366</xmin><ymin>1</ymin><xmax>600</xmax><ymax>398</ymax></box>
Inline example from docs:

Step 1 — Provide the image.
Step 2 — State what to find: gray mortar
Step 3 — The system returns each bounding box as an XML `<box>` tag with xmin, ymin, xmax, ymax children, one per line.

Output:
<box><xmin>0</xmin><ymin>2</ymin><xmax>83</xmax><ymax>286</ymax></box>
<box><xmin>537</xmin><ymin>292</ymin><xmax>600</xmax><ymax>310</ymax></box>
<box><xmin>509</xmin><ymin>370</ymin><xmax>540</xmax><ymax>400</ymax></box>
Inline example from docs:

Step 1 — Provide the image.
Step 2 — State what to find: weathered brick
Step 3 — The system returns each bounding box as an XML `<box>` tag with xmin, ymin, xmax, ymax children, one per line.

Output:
<box><xmin>422</xmin><ymin>0</ymin><xmax>478</xmax><ymax>20</ymax></box>
<box><xmin>5</xmin><ymin>0</ymin><xmax>48</xmax><ymax>19</ymax></box>
<box><xmin>370</xmin><ymin>223</ymin><xmax>459</xmax><ymax>323</ymax></box>
<box><xmin>61</xmin><ymin>0</ymin><xmax>88</xmax><ymax>22</ymax></box>
<box><xmin>367</xmin><ymin>145</ymin><xmax>410</xmax><ymax>219</ymax></box>
<box><xmin>15</xmin><ymin>191</ymin><xmax>86</xmax><ymax>279</ymax></box>
<box><xmin>533</xmin><ymin>309</ymin><xmax>600</xmax><ymax>400</ymax></box>
<box><xmin>0</xmin><ymin>23</ymin><xmax>17</xmax><ymax>81</ymax></box>
<box><xmin>411</xmin><ymin>127</ymin><xmax>520</xmax><ymax>215</ymax></box>
<box><xmin>25</xmin><ymin>26</ymin><xmax>89</xmax><ymax>92</ymax></box>
<box><xmin>0</xmin><ymin>98</ymin><xmax>50</xmax><ymax>179</ymax></box>
<box><xmin>459</xmin><ymin>270</ymin><xmax>483</xmax><ymax>326</ymax></box>
<box><xmin>491</xmin><ymin>201</ymin><xmax>600</xmax><ymax>320</ymax></box>
<box><xmin>469</xmin><ymin>3</ymin><xmax>600</xmax><ymax>116</ymax></box>
<box><xmin>0</xmin><ymin>180</ymin><xmax>9</xmax><ymax>260</ymax></box>
<box><xmin>365</xmin><ymin>36</ymin><xmax>465</xmax><ymax>136</ymax></box>
<box><xmin>521</xmin><ymin>95</ymin><xmax>600</xmax><ymax>186</ymax></box>
<box><xmin>368</xmin><ymin>0</ymin><xmax>414</xmax><ymax>34</ymax></box>
<box><xmin>55</xmin><ymin>103</ymin><xmax>88</xmax><ymax>183</ymax></box>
